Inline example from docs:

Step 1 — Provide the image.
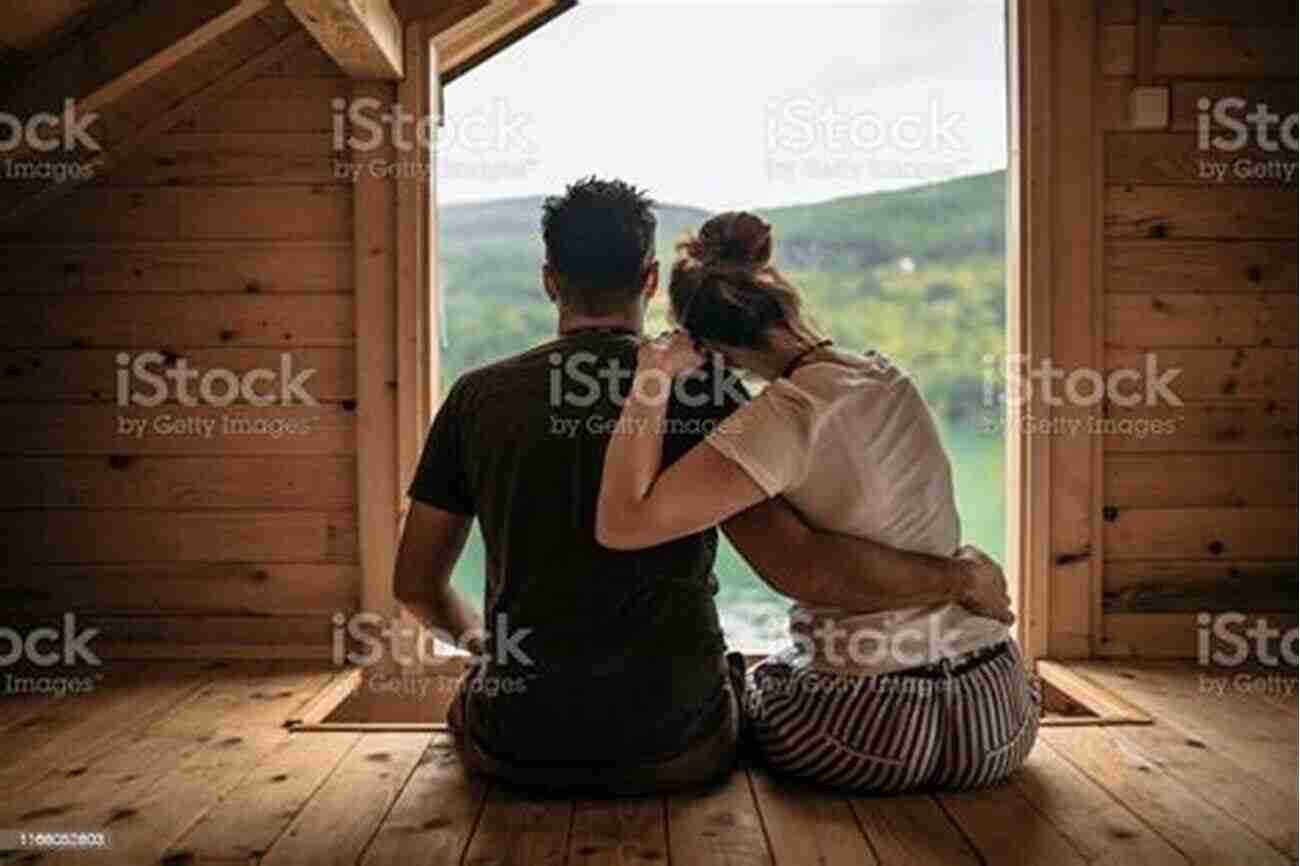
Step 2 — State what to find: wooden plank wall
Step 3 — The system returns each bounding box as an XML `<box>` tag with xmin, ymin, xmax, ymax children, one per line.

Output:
<box><xmin>1094</xmin><ymin>0</ymin><xmax>1297</xmax><ymax>656</ymax></box>
<box><xmin>0</xmin><ymin>39</ymin><xmax>370</xmax><ymax>657</ymax></box>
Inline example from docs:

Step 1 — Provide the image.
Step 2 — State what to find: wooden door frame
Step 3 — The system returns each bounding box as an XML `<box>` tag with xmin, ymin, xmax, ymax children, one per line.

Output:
<box><xmin>354</xmin><ymin>19</ymin><xmax>441</xmax><ymax>621</ymax></box>
<box><xmin>1007</xmin><ymin>0</ymin><xmax>1103</xmax><ymax>661</ymax></box>
<box><xmin>359</xmin><ymin>1</ymin><xmax>1108</xmax><ymax>657</ymax></box>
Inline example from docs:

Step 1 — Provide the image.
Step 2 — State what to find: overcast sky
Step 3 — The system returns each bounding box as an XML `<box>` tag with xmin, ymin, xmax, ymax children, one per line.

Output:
<box><xmin>436</xmin><ymin>0</ymin><xmax>1006</xmax><ymax>210</ymax></box>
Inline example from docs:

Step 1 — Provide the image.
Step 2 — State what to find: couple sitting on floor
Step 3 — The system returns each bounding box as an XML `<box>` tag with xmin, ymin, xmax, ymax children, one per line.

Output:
<box><xmin>394</xmin><ymin>176</ymin><xmax>1040</xmax><ymax>796</ymax></box>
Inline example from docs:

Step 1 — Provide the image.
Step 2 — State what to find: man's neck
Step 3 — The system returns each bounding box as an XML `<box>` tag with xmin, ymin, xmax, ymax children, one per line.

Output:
<box><xmin>556</xmin><ymin>308</ymin><xmax>643</xmax><ymax>337</ymax></box>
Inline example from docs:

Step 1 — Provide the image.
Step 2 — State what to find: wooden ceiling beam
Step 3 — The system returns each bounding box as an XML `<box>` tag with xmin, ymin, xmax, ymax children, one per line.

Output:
<box><xmin>284</xmin><ymin>0</ymin><xmax>404</xmax><ymax>79</ymax></box>
<box><xmin>0</xmin><ymin>27</ymin><xmax>313</xmax><ymax>229</ymax></box>
<box><xmin>2</xmin><ymin>0</ymin><xmax>273</xmax><ymax>165</ymax></box>
<box><xmin>435</xmin><ymin>0</ymin><xmax>573</xmax><ymax>82</ymax></box>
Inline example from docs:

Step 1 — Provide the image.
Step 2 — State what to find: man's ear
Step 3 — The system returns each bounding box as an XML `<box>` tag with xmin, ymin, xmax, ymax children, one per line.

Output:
<box><xmin>641</xmin><ymin>260</ymin><xmax>659</xmax><ymax>301</ymax></box>
<box><xmin>542</xmin><ymin>264</ymin><xmax>560</xmax><ymax>303</ymax></box>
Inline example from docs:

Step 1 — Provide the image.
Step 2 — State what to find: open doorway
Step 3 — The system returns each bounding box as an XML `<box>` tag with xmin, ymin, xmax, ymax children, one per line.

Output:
<box><xmin>435</xmin><ymin>1</ymin><xmax>1011</xmax><ymax>652</ymax></box>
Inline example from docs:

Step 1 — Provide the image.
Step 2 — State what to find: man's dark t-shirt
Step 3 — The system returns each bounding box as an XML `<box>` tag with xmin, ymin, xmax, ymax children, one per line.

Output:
<box><xmin>407</xmin><ymin>330</ymin><xmax>748</xmax><ymax>766</ymax></box>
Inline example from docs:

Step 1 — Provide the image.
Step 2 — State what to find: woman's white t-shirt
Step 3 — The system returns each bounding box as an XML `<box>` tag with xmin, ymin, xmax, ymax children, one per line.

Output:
<box><xmin>704</xmin><ymin>351</ymin><xmax>1008</xmax><ymax>676</ymax></box>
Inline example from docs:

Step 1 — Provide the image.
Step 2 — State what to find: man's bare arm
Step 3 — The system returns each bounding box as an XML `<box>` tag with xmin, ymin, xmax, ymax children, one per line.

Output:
<box><xmin>721</xmin><ymin>497</ymin><xmax>1012</xmax><ymax>623</ymax></box>
<box><xmin>393</xmin><ymin>501</ymin><xmax>483</xmax><ymax>649</ymax></box>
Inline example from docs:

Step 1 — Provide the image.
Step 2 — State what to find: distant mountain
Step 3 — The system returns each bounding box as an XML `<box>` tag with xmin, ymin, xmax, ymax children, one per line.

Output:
<box><xmin>440</xmin><ymin>195</ymin><xmax>712</xmax><ymax>263</ymax></box>
<box><xmin>439</xmin><ymin>171</ymin><xmax>1005</xmax><ymax>274</ymax></box>
<box><xmin>760</xmin><ymin>171</ymin><xmax>1005</xmax><ymax>271</ymax></box>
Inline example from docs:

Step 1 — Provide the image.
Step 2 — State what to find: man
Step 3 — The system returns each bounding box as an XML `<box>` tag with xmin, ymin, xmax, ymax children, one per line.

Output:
<box><xmin>393</xmin><ymin>176</ymin><xmax>1010</xmax><ymax>794</ymax></box>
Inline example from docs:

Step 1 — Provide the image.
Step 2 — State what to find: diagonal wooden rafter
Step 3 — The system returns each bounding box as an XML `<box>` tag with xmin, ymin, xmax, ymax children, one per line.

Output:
<box><xmin>1</xmin><ymin>0</ymin><xmax>274</xmax><ymax>166</ymax></box>
<box><xmin>432</xmin><ymin>0</ymin><xmax>574</xmax><ymax>83</ymax></box>
<box><xmin>284</xmin><ymin>0</ymin><xmax>404</xmax><ymax>79</ymax></box>
<box><xmin>0</xmin><ymin>28</ymin><xmax>314</xmax><ymax>229</ymax></box>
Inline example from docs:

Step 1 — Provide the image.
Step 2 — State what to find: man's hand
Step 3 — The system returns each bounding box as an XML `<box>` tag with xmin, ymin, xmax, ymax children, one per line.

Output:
<box><xmin>954</xmin><ymin>545</ymin><xmax>1014</xmax><ymax>625</ymax></box>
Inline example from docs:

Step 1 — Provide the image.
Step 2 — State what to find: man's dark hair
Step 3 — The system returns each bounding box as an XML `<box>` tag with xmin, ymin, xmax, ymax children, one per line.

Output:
<box><xmin>541</xmin><ymin>177</ymin><xmax>656</xmax><ymax>315</ymax></box>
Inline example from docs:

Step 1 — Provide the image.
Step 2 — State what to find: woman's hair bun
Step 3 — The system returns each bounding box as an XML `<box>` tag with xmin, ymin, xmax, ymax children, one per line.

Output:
<box><xmin>681</xmin><ymin>211</ymin><xmax>772</xmax><ymax>268</ymax></box>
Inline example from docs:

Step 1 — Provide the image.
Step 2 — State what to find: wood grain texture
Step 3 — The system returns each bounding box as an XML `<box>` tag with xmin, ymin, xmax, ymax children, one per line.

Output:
<box><xmin>0</xmin><ymin>347</ymin><xmax>354</xmax><ymax>402</ymax></box>
<box><xmin>937</xmin><ymin>780</ymin><xmax>1088</xmax><ymax>865</ymax></box>
<box><xmin>1106</xmin><ymin>132</ymin><xmax>1299</xmax><ymax>186</ymax></box>
<box><xmin>1105</xmin><ymin>293</ymin><xmax>1297</xmax><ymax>348</ymax></box>
<box><xmin>259</xmin><ymin>732</ymin><xmax>432</xmax><ymax>866</ymax></box>
<box><xmin>1041</xmin><ymin>726</ymin><xmax>1289</xmax><ymax>865</ymax></box>
<box><xmin>1104</xmin><ymin>452</ymin><xmax>1298</xmax><ymax>507</ymax></box>
<box><xmin>1105</xmin><ymin>187</ymin><xmax>1297</xmax><ymax>240</ymax></box>
<box><xmin>0</xmin><ymin>509</ymin><xmax>359</xmax><ymax>563</ymax></box>
<box><xmin>1101</xmin><ymin>23</ymin><xmax>1297</xmax><ymax>77</ymax></box>
<box><xmin>0</xmin><ymin>241</ymin><xmax>351</xmax><ymax>294</ymax></box>
<box><xmin>3</xmin><ymin>185</ymin><xmax>351</xmax><ymax>242</ymax></box>
<box><xmin>462</xmin><ymin>785</ymin><xmax>574</xmax><ymax>866</ymax></box>
<box><xmin>567</xmin><ymin>798</ymin><xmax>669</xmax><ymax>866</ymax></box>
<box><xmin>0</xmin><ymin>403</ymin><xmax>356</xmax><ymax>455</ymax></box>
<box><xmin>1009</xmin><ymin>744</ymin><xmax>1186</xmax><ymax>865</ymax></box>
<box><xmin>849</xmin><ymin>795</ymin><xmax>979</xmax><ymax>865</ymax></box>
<box><xmin>3</xmin><ymin>294</ymin><xmax>354</xmax><ymax>348</ymax></box>
<box><xmin>360</xmin><ymin>734</ymin><xmax>488</xmax><ymax>866</ymax></box>
<box><xmin>1105</xmin><ymin>505</ymin><xmax>1298</xmax><ymax>560</ymax></box>
<box><xmin>2</xmin><ymin>561</ymin><xmax>359</xmax><ymax>615</ymax></box>
<box><xmin>1104</xmin><ymin>240</ymin><xmax>1298</xmax><ymax>293</ymax></box>
<box><xmin>1102</xmin><ymin>401</ymin><xmax>1296</xmax><ymax>453</ymax></box>
<box><xmin>749</xmin><ymin>770</ymin><xmax>877</xmax><ymax>865</ymax></box>
<box><xmin>1104</xmin><ymin>347</ymin><xmax>1296</xmax><ymax>402</ymax></box>
<box><xmin>668</xmin><ymin>771</ymin><xmax>772</xmax><ymax>866</ymax></box>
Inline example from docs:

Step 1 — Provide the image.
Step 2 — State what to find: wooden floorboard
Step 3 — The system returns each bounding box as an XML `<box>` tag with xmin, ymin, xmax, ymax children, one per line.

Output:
<box><xmin>461</xmin><ymin>785</ymin><xmax>573</xmax><ymax>866</ymax></box>
<box><xmin>1009</xmin><ymin>740</ymin><xmax>1187</xmax><ymax>865</ymax></box>
<box><xmin>1070</xmin><ymin>662</ymin><xmax>1298</xmax><ymax>797</ymax></box>
<box><xmin>567</xmin><ymin>797</ymin><xmax>667</xmax><ymax>866</ymax></box>
<box><xmin>2</xmin><ymin>661</ymin><xmax>338</xmax><ymax>866</ymax></box>
<box><xmin>667</xmin><ymin>769</ymin><xmax>772</xmax><ymax>866</ymax></box>
<box><xmin>937</xmin><ymin>778</ymin><xmax>1090</xmax><ymax>865</ymax></box>
<box><xmin>1041</xmin><ymin>727</ymin><xmax>1290</xmax><ymax>865</ymax></box>
<box><xmin>359</xmin><ymin>733</ymin><xmax>489</xmax><ymax>866</ymax></box>
<box><xmin>259</xmin><ymin>731</ymin><xmax>432</xmax><ymax>866</ymax></box>
<box><xmin>0</xmin><ymin>660</ymin><xmax>1293</xmax><ymax>866</ymax></box>
<box><xmin>849</xmin><ymin>795</ymin><xmax>982</xmax><ymax>866</ymax></box>
<box><xmin>166</xmin><ymin>730</ymin><xmax>363</xmax><ymax>864</ymax></box>
<box><xmin>0</xmin><ymin>660</ymin><xmax>217</xmax><ymax>795</ymax></box>
<box><xmin>748</xmin><ymin>769</ymin><xmax>878</xmax><ymax>865</ymax></box>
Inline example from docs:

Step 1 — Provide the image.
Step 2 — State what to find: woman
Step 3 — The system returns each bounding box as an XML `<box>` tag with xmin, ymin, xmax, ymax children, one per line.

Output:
<box><xmin>595</xmin><ymin>212</ymin><xmax>1039</xmax><ymax>793</ymax></box>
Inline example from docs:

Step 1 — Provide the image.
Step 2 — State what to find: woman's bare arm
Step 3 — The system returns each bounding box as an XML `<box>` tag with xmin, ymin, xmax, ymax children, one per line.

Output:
<box><xmin>595</xmin><ymin>336</ymin><xmax>770</xmax><ymax>549</ymax></box>
<box><xmin>593</xmin><ymin>336</ymin><xmax>1012</xmax><ymax>622</ymax></box>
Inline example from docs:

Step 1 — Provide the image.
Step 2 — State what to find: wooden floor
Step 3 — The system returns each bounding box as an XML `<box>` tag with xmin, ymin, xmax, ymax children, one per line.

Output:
<box><xmin>0</xmin><ymin>660</ymin><xmax>1294</xmax><ymax>865</ymax></box>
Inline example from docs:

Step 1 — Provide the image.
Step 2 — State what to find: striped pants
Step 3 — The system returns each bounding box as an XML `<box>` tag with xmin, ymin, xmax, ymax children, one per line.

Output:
<box><xmin>744</xmin><ymin>640</ymin><xmax>1041</xmax><ymax>793</ymax></box>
